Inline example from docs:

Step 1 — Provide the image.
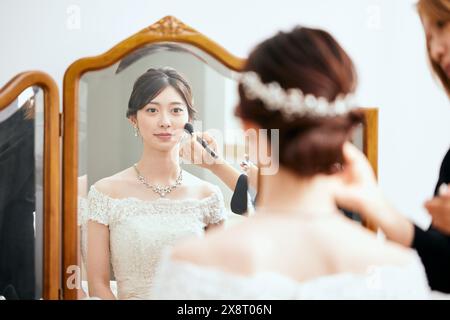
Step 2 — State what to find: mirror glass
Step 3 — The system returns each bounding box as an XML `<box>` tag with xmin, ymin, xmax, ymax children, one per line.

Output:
<box><xmin>76</xmin><ymin>42</ymin><xmax>367</xmax><ymax>299</ymax></box>
<box><xmin>77</xmin><ymin>42</ymin><xmax>247</xmax><ymax>299</ymax></box>
<box><xmin>0</xmin><ymin>86</ymin><xmax>44</xmax><ymax>300</ymax></box>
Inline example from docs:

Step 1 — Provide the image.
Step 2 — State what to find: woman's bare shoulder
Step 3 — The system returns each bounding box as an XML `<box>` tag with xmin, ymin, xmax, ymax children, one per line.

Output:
<box><xmin>92</xmin><ymin>168</ymin><xmax>135</xmax><ymax>198</ymax></box>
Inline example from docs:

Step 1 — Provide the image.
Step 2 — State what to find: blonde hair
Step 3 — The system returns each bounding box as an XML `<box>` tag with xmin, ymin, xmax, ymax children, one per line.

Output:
<box><xmin>417</xmin><ymin>0</ymin><xmax>450</xmax><ymax>98</ymax></box>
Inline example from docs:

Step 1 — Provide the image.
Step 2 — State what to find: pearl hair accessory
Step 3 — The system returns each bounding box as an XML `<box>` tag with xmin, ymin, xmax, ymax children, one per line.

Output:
<box><xmin>239</xmin><ymin>71</ymin><xmax>357</xmax><ymax>119</ymax></box>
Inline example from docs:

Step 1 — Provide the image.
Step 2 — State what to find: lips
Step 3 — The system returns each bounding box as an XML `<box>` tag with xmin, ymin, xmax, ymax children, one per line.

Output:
<box><xmin>154</xmin><ymin>133</ymin><xmax>172</xmax><ymax>137</ymax></box>
<box><xmin>153</xmin><ymin>133</ymin><xmax>173</xmax><ymax>141</ymax></box>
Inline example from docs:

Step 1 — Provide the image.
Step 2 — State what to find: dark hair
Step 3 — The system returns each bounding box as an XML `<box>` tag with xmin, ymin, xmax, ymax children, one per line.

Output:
<box><xmin>127</xmin><ymin>67</ymin><xmax>197</xmax><ymax>118</ymax></box>
<box><xmin>235</xmin><ymin>27</ymin><xmax>364</xmax><ymax>177</ymax></box>
<box><xmin>417</xmin><ymin>0</ymin><xmax>450</xmax><ymax>99</ymax></box>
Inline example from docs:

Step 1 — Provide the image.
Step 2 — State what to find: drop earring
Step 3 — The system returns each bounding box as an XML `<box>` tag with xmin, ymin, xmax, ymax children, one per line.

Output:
<box><xmin>134</xmin><ymin>125</ymin><xmax>139</xmax><ymax>137</ymax></box>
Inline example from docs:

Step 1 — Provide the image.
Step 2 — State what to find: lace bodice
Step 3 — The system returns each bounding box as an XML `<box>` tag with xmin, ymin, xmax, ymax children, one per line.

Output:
<box><xmin>151</xmin><ymin>250</ymin><xmax>431</xmax><ymax>299</ymax></box>
<box><xmin>86</xmin><ymin>184</ymin><xmax>227</xmax><ymax>300</ymax></box>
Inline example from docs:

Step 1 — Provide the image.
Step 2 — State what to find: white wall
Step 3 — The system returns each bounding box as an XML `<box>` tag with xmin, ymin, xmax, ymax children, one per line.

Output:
<box><xmin>1</xmin><ymin>0</ymin><xmax>449</xmax><ymax>227</ymax></box>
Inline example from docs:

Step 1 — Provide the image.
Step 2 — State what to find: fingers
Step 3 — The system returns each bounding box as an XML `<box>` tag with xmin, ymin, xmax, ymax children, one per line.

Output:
<box><xmin>438</xmin><ymin>183</ymin><xmax>450</xmax><ymax>198</ymax></box>
<box><xmin>200</xmin><ymin>132</ymin><xmax>218</xmax><ymax>151</ymax></box>
<box><xmin>341</xmin><ymin>142</ymin><xmax>377</xmax><ymax>182</ymax></box>
<box><xmin>431</xmin><ymin>213</ymin><xmax>450</xmax><ymax>236</ymax></box>
<box><xmin>192</xmin><ymin>132</ymin><xmax>216</xmax><ymax>148</ymax></box>
<box><xmin>425</xmin><ymin>197</ymin><xmax>450</xmax><ymax>217</ymax></box>
<box><xmin>342</xmin><ymin>142</ymin><xmax>372</xmax><ymax>169</ymax></box>
<box><xmin>425</xmin><ymin>196</ymin><xmax>450</xmax><ymax>236</ymax></box>
<box><xmin>342</xmin><ymin>142</ymin><xmax>363</xmax><ymax>164</ymax></box>
<box><xmin>181</xmin><ymin>131</ymin><xmax>222</xmax><ymax>167</ymax></box>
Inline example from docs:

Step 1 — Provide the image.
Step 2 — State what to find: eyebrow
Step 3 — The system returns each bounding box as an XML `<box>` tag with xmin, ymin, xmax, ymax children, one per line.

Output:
<box><xmin>148</xmin><ymin>101</ymin><xmax>185</xmax><ymax>106</ymax></box>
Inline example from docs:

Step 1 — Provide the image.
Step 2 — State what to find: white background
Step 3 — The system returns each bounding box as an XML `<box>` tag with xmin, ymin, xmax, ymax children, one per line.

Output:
<box><xmin>1</xmin><ymin>0</ymin><xmax>449</xmax><ymax>227</ymax></box>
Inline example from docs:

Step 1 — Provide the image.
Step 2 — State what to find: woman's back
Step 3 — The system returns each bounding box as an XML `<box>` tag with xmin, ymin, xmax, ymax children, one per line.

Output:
<box><xmin>152</xmin><ymin>213</ymin><xmax>430</xmax><ymax>299</ymax></box>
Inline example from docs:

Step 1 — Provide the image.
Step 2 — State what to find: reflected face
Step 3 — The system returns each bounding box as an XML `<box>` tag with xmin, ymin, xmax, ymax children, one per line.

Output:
<box><xmin>135</xmin><ymin>86</ymin><xmax>189</xmax><ymax>151</ymax></box>
<box><xmin>422</xmin><ymin>15</ymin><xmax>450</xmax><ymax>79</ymax></box>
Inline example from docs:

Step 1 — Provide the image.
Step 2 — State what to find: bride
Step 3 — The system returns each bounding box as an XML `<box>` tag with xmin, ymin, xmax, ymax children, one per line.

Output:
<box><xmin>151</xmin><ymin>27</ymin><xmax>431</xmax><ymax>299</ymax></box>
<box><xmin>86</xmin><ymin>67</ymin><xmax>227</xmax><ymax>300</ymax></box>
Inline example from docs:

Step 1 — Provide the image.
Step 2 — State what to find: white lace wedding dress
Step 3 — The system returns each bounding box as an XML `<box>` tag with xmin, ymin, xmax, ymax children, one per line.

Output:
<box><xmin>151</xmin><ymin>250</ymin><xmax>431</xmax><ymax>299</ymax></box>
<box><xmin>86</xmin><ymin>184</ymin><xmax>227</xmax><ymax>300</ymax></box>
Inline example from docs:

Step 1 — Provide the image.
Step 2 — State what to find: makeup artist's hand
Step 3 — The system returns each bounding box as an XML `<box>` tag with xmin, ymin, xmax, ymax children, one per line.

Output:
<box><xmin>179</xmin><ymin>131</ymin><xmax>242</xmax><ymax>192</ymax></box>
<box><xmin>426</xmin><ymin>184</ymin><xmax>450</xmax><ymax>235</ymax></box>
<box><xmin>334</xmin><ymin>142</ymin><xmax>386</xmax><ymax>217</ymax></box>
<box><xmin>179</xmin><ymin>131</ymin><xmax>222</xmax><ymax>168</ymax></box>
<box><xmin>335</xmin><ymin>142</ymin><xmax>414</xmax><ymax>246</ymax></box>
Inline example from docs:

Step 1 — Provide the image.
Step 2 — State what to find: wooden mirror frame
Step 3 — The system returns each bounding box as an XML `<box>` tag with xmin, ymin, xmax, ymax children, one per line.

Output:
<box><xmin>0</xmin><ymin>71</ymin><xmax>60</xmax><ymax>300</ymax></box>
<box><xmin>62</xmin><ymin>16</ymin><xmax>378</xmax><ymax>299</ymax></box>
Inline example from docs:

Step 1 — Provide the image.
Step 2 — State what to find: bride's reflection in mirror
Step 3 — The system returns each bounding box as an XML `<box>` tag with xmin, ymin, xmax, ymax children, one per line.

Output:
<box><xmin>84</xmin><ymin>67</ymin><xmax>227</xmax><ymax>300</ymax></box>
